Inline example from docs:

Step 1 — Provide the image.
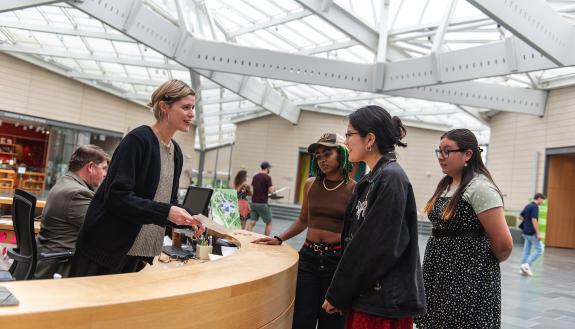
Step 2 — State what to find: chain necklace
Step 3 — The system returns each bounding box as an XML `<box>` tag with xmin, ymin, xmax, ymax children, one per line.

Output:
<box><xmin>322</xmin><ymin>178</ymin><xmax>345</xmax><ymax>191</ymax></box>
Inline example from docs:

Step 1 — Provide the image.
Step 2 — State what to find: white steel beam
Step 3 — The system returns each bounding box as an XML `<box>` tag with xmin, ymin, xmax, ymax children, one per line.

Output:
<box><xmin>387</xmin><ymin>81</ymin><xmax>546</xmax><ymax>116</ymax></box>
<box><xmin>187</xmin><ymin>0</ymin><xmax>301</xmax><ymax>124</ymax></box>
<box><xmin>301</xmin><ymin>105</ymin><xmax>459</xmax><ymax>118</ymax></box>
<box><xmin>456</xmin><ymin>105</ymin><xmax>490</xmax><ymax>126</ymax></box>
<box><xmin>0</xmin><ymin>43</ymin><xmax>183</xmax><ymax>70</ymax></box>
<box><xmin>0</xmin><ymin>0</ymin><xmax>63</xmax><ymax>13</ymax></box>
<box><xmin>6</xmin><ymin>52</ymin><xmax>147</xmax><ymax>107</ymax></box>
<box><xmin>0</xmin><ymin>21</ymin><xmax>133</xmax><ymax>42</ymax></box>
<box><xmin>537</xmin><ymin>74</ymin><xmax>575</xmax><ymax>90</ymax></box>
<box><xmin>230</xmin><ymin>111</ymin><xmax>271</xmax><ymax>123</ymax></box>
<box><xmin>467</xmin><ymin>0</ymin><xmax>575</xmax><ymax>66</ymax></box>
<box><xmin>300</xmin><ymin>108</ymin><xmax>452</xmax><ymax>131</ymax></box>
<box><xmin>67</xmin><ymin>0</ymin><xmax>549</xmax><ymax>116</ymax></box>
<box><xmin>69</xmin><ymin>0</ymin><xmax>301</xmax><ymax>124</ymax></box>
<box><xmin>295</xmin><ymin>93</ymin><xmax>390</xmax><ymax>106</ymax></box>
<box><xmin>228</xmin><ymin>10</ymin><xmax>312</xmax><ymax>37</ymax></box>
<box><xmin>294</xmin><ymin>0</ymin><xmax>546</xmax><ymax>115</ymax></box>
<box><xmin>431</xmin><ymin>0</ymin><xmax>458</xmax><ymax>53</ymax></box>
<box><xmin>295</xmin><ymin>0</ymin><xmax>378</xmax><ymax>49</ymax></box>
<box><xmin>190</xmin><ymin>70</ymin><xmax>206</xmax><ymax>151</ymax></box>
<box><xmin>68</xmin><ymin>72</ymin><xmax>165</xmax><ymax>86</ymax></box>
<box><xmin>373</xmin><ymin>0</ymin><xmax>390</xmax><ymax>90</ymax></box>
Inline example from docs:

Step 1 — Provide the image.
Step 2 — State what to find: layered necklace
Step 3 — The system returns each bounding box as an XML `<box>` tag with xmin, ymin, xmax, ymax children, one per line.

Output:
<box><xmin>322</xmin><ymin>178</ymin><xmax>345</xmax><ymax>191</ymax></box>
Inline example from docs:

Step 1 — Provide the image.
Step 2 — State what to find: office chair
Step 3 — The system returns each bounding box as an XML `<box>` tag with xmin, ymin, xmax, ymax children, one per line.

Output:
<box><xmin>7</xmin><ymin>189</ymin><xmax>74</xmax><ymax>280</ymax></box>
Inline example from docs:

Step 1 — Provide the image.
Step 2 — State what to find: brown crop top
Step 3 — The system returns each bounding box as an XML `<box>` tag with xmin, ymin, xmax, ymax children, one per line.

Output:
<box><xmin>306</xmin><ymin>178</ymin><xmax>355</xmax><ymax>233</ymax></box>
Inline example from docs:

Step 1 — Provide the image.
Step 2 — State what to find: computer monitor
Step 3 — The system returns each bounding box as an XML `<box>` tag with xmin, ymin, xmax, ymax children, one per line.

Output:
<box><xmin>183</xmin><ymin>186</ymin><xmax>213</xmax><ymax>216</ymax></box>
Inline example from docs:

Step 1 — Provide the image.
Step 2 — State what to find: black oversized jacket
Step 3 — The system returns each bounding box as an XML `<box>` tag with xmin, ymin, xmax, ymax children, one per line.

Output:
<box><xmin>75</xmin><ymin>126</ymin><xmax>183</xmax><ymax>271</ymax></box>
<box><xmin>325</xmin><ymin>154</ymin><xmax>426</xmax><ymax>317</ymax></box>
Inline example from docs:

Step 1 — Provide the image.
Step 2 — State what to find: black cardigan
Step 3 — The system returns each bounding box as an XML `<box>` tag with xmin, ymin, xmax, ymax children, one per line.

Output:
<box><xmin>325</xmin><ymin>154</ymin><xmax>426</xmax><ymax>318</ymax></box>
<box><xmin>75</xmin><ymin>126</ymin><xmax>183</xmax><ymax>271</ymax></box>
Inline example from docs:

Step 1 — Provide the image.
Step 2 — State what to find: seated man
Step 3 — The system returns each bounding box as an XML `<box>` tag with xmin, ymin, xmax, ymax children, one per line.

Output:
<box><xmin>35</xmin><ymin>145</ymin><xmax>110</xmax><ymax>279</ymax></box>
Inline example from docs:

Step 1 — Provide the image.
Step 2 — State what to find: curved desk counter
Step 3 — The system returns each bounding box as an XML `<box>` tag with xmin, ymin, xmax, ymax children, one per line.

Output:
<box><xmin>0</xmin><ymin>230</ymin><xmax>299</xmax><ymax>329</ymax></box>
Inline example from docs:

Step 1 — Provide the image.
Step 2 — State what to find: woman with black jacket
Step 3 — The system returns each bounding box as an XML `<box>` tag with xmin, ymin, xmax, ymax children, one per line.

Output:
<box><xmin>70</xmin><ymin>80</ymin><xmax>205</xmax><ymax>276</ymax></box>
<box><xmin>322</xmin><ymin>105</ymin><xmax>425</xmax><ymax>329</ymax></box>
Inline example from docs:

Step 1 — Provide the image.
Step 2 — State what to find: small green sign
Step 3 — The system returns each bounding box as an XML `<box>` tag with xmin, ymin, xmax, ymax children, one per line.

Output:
<box><xmin>210</xmin><ymin>188</ymin><xmax>241</xmax><ymax>230</ymax></box>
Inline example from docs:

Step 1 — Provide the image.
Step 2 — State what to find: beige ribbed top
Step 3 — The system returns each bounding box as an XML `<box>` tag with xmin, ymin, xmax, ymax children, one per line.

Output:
<box><xmin>127</xmin><ymin>135</ymin><xmax>174</xmax><ymax>257</ymax></box>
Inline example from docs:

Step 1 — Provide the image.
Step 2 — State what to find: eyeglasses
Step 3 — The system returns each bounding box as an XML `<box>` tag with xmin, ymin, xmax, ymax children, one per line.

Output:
<box><xmin>435</xmin><ymin>148</ymin><xmax>466</xmax><ymax>159</ymax></box>
<box><xmin>345</xmin><ymin>132</ymin><xmax>360</xmax><ymax>139</ymax></box>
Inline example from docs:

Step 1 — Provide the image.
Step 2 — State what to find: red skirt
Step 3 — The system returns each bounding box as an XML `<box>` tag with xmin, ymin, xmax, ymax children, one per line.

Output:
<box><xmin>238</xmin><ymin>199</ymin><xmax>250</xmax><ymax>219</ymax></box>
<box><xmin>345</xmin><ymin>310</ymin><xmax>413</xmax><ymax>329</ymax></box>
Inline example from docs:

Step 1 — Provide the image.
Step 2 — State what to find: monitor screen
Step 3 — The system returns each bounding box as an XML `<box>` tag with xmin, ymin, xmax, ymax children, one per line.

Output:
<box><xmin>183</xmin><ymin>186</ymin><xmax>213</xmax><ymax>216</ymax></box>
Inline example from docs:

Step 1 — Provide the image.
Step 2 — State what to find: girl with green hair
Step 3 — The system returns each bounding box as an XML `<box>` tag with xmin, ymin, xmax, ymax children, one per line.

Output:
<box><xmin>253</xmin><ymin>132</ymin><xmax>355</xmax><ymax>329</ymax></box>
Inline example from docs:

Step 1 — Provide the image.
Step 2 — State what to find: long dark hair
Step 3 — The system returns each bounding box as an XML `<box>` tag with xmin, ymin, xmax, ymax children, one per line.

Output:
<box><xmin>423</xmin><ymin>129</ymin><xmax>502</xmax><ymax>220</ymax></box>
<box><xmin>234</xmin><ymin>170</ymin><xmax>247</xmax><ymax>189</ymax></box>
<box><xmin>310</xmin><ymin>145</ymin><xmax>353</xmax><ymax>182</ymax></box>
<box><xmin>348</xmin><ymin>105</ymin><xmax>407</xmax><ymax>153</ymax></box>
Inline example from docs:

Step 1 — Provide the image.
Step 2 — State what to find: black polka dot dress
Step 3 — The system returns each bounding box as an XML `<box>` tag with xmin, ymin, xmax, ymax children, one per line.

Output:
<box><xmin>415</xmin><ymin>197</ymin><xmax>501</xmax><ymax>328</ymax></box>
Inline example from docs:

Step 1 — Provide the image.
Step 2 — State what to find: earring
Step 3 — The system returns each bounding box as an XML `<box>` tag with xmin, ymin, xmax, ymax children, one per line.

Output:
<box><xmin>464</xmin><ymin>163</ymin><xmax>468</xmax><ymax>167</ymax></box>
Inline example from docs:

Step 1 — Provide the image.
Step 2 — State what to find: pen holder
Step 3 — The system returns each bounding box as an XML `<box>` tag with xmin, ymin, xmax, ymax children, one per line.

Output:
<box><xmin>196</xmin><ymin>245</ymin><xmax>213</xmax><ymax>260</ymax></box>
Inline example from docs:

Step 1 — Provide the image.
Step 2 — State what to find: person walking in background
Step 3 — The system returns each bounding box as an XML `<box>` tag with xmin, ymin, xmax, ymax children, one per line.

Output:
<box><xmin>246</xmin><ymin>161</ymin><xmax>275</xmax><ymax>236</ymax></box>
<box><xmin>415</xmin><ymin>128</ymin><xmax>513</xmax><ymax>329</ymax></box>
<box><xmin>234</xmin><ymin>169</ymin><xmax>251</xmax><ymax>230</ymax></box>
<box><xmin>254</xmin><ymin>133</ymin><xmax>355</xmax><ymax>329</ymax></box>
<box><xmin>322</xmin><ymin>105</ymin><xmax>425</xmax><ymax>329</ymax></box>
<box><xmin>519</xmin><ymin>193</ymin><xmax>546</xmax><ymax>276</ymax></box>
<box><xmin>70</xmin><ymin>79</ymin><xmax>205</xmax><ymax>277</ymax></box>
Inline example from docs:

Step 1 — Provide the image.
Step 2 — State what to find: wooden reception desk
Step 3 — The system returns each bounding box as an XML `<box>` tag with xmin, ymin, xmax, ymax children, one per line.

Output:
<box><xmin>0</xmin><ymin>230</ymin><xmax>299</xmax><ymax>329</ymax></box>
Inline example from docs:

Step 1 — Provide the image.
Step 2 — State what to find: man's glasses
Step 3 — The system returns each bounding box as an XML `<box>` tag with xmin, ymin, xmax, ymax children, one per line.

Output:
<box><xmin>435</xmin><ymin>148</ymin><xmax>466</xmax><ymax>159</ymax></box>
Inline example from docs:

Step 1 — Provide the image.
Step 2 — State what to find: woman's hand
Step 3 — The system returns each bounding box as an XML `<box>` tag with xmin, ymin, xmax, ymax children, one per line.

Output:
<box><xmin>168</xmin><ymin>206</ymin><xmax>206</xmax><ymax>238</ymax></box>
<box><xmin>251</xmin><ymin>236</ymin><xmax>281</xmax><ymax>245</ymax></box>
<box><xmin>322</xmin><ymin>299</ymin><xmax>342</xmax><ymax>315</ymax></box>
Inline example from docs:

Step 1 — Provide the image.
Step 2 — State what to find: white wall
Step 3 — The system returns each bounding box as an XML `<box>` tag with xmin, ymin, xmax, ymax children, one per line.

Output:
<box><xmin>191</xmin><ymin>145</ymin><xmax>234</xmax><ymax>185</ymax></box>
<box><xmin>0</xmin><ymin>53</ymin><xmax>196</xmax><ymax>188</ymax></box>
<box><xmin>489</xmin><ymin>86</ymin><xmax>575</xmax><ymax>211</ymax></box>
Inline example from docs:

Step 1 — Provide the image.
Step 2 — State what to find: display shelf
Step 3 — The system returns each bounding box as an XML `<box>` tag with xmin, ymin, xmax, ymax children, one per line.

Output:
<box><xmin>18</xmin><ymin>172</ymin><xmax>45</xmax><ymax>192</ymax></box>
<box><xmin>0</xmin><ymin>170</ymin><xmax>15</xmax><ymax>189</ymax></box>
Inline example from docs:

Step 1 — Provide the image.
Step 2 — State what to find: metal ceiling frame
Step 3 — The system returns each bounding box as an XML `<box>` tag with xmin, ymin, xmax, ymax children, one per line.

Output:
<box><xmin>467</xmin><ymin>0</ymin><xmax>575</xmax><ymax>66</ymax></box>
<box><xmin>3</xmin><ymin>0</ymin><xmax>575</xmax><ymax>148</ymax></box>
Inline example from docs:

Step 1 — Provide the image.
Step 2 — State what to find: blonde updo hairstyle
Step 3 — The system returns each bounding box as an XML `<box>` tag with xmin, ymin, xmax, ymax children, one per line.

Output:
<box><xmin>148</xmin><ymin>79</ymin><xmax>195</xmax><ymax>121</ymax></box>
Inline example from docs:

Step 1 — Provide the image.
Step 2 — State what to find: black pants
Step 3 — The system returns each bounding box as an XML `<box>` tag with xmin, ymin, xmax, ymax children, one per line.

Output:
<box><xmin>292</xmin><ymin>247</ymin><xmax>344</xmax><ymax>329</ymax></box>
<box><xmin>69</xmin><ymin>253</ymin><xmax>149</xmax><ymax>277</ymax></box>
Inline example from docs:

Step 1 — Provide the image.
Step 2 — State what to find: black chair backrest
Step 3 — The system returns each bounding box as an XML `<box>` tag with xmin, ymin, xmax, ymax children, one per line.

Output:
<box><xmin>8</xmin><ymin>189</ymin><xmax>38</xmax><ymax>280</ymax></box>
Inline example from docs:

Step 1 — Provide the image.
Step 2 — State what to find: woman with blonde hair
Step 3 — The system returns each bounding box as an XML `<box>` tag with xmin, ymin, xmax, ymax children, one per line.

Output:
<box><xmin>71</xmin><ymin>79</ymin><xmax>205</xmax><ymax>276</ymax></box>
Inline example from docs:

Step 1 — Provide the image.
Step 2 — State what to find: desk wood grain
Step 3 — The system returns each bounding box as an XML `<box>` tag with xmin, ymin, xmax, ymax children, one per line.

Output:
<box><xmin>0</xmin><ymin>197</ymin><xmax>46</xmax><ymax>208</ymax></box>
<box><xmin>0</xmin><ymin>230</ymin><xmax>298</xmax><ymax>329</ymax></box>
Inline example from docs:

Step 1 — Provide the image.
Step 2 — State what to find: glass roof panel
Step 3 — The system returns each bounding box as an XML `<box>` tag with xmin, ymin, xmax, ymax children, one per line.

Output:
<box><xmin>300</xmin><ymin>15</ymin><xmax>348</xmax><ymax>41</ymax></box>
<box><xmin>3</xmin><ymin>0</ymin><xmax>571</xmax><ymax>148</ymax></box>
<box><xmin>50</xmin><ymin>56</ymin><xmax>78</xmax><ymax>70</ymax></box>
<box><xmin>13</xmin><ymin>8</ymin><xmax>46</xmax><ymax>23</ymax></box>
<box><xmin>124</xmin><ymin>65</ymin><xmax>150</xmax><ymax>79</ymax></box>
<box><xmin>59</xmin><ymin>35</ymin><xmax>89</xmax><ymax>52</ymax></box>
<box><xmin>112</xmin><ymin>41</ymin><xmax>142</xmax><ymax>58</ymax></box>
<box><xmin>32</xmin><ymin>31</ymin><xmax>64</xmax><ymax>48</ymax></box>
<box><xmin>99</xmin><ymin>62</ymin><xmax>125</xmax><ymax>74</ymax></box>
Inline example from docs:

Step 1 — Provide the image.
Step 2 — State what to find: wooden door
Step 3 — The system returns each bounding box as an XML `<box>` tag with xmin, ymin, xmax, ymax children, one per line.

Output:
<box><xmin>546</xmin><ymin>154</ymin><xmax>575</xmax><ymax>248</ymax></box>
<box><xmin>294</xmin><ymin>151</ymin><xmax>311</xmax><ymax>204</ymax></box>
